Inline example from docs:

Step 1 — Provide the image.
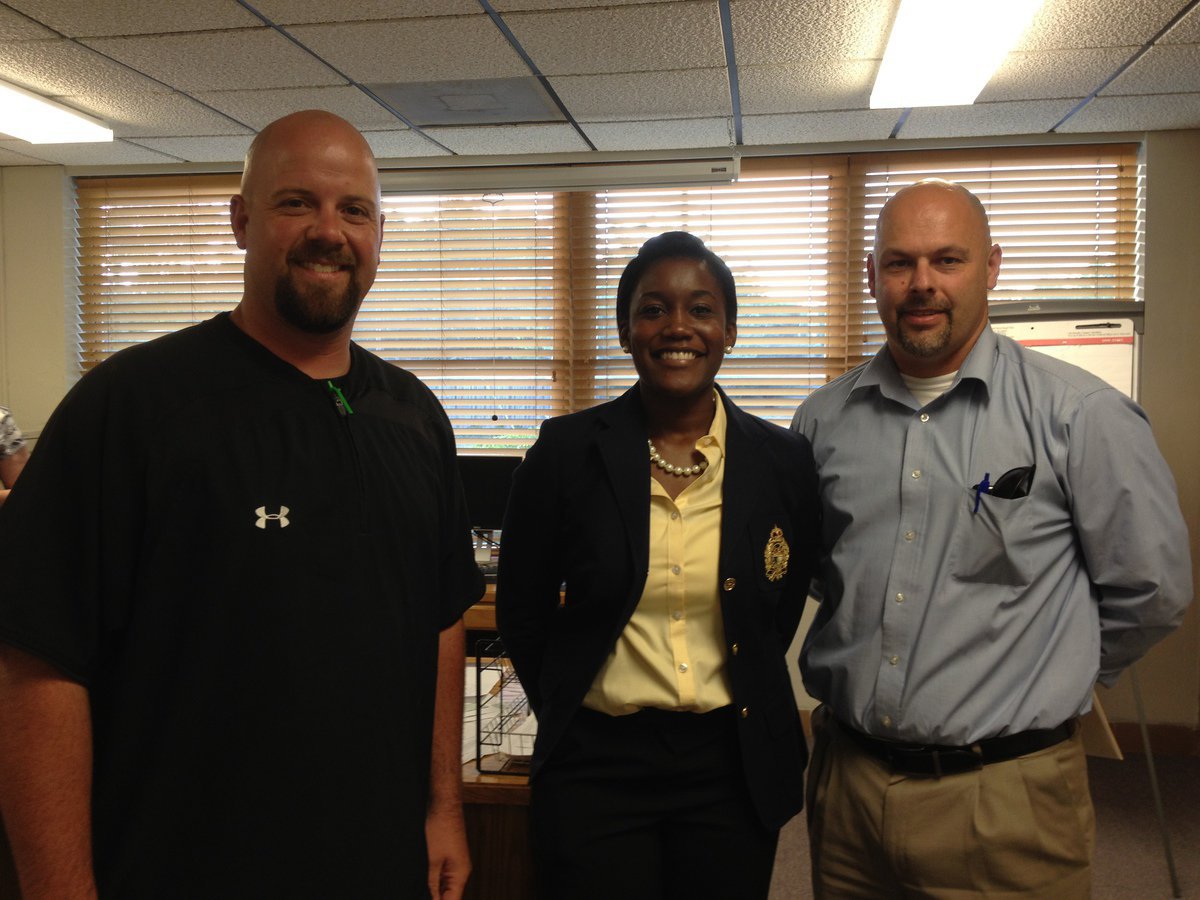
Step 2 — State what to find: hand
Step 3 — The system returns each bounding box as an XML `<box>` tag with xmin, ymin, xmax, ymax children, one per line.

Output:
<box><xmin>425</xmin><ymin>805</ymin><xmax>471</xmax><ymax>900</ymax></box>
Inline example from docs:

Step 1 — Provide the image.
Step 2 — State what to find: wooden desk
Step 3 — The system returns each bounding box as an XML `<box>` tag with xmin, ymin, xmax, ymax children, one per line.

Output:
<box><xmin>464</xmin><ymin>584</ymin><xmax>497</xmax><ymax>632</ymax></box>
<box><xmin>461</xmin><ymin>760</ymin><xmax>535</xmax><ymax>900</ymax></box>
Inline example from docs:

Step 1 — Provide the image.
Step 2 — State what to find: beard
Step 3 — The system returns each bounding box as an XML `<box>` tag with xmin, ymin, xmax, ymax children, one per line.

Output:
<box><xmin>272</xmin><ymin>245</ymin><xmax>364</xmax><ymax>335</ymax></box>
<box><xmin>895</xmin><ymin>305</ymin><xmax>952</xmax><ymax>359</ymax></box>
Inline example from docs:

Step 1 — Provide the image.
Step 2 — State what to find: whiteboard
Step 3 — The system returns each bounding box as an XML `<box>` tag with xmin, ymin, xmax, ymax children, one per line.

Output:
<box><xmin>991</xmin><ymin>317</ymin><xmax>1138</xmax><ymax>400</ymax></box>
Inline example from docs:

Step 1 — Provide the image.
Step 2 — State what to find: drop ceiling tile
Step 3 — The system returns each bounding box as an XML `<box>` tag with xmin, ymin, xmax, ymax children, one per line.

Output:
<box><xmin>581</xmin><ymin>118</ymin><xmax>731</xmax><ymax>151</ymax></box>
<box><xmin>1101</xmin><ymin>44</ymin><xmax>1200</xmax><ymax>96</ymax></box>
<box><xmin>504</xmin><ymin>3</ymin><xmax>724</xmax><ymax>76</ymax></box>
<box><xmin>0</xmin><ymin>38</ymin><xmax>168</xmax><ymax>97</ymax></box>
<box><xmin>364</xmin><ymin>129</ymin><xmax>452</xmax><ymax>159</ymax></box>
<box><xmin>55</xmin><ymin>91</ymin><xmax>251</xmax><ymax>138</ymax></box>
<box><xmin>0</xmin><ymin>137</ymin><xmax>180</xmax><ymax>164</ymax></box>
<box><xmin>979</xmin><ymin>47</ymin><xmax>1133</xmax><ymax>102</ymax></box>
<box><xmin>738</xmin><ymin>60</ymin><xmax>875</xmax><ymax>115</ymax></box>
<box><xmin>0</xmin><ymin>6</ymin><xmax>55</xmax><ymax>40</ymax></box>
<box><xmin>900</xmin><ymin>99</ymin><xmax>1077</xmax><ymax>138</ymax></box>
<box><xmin>288</xmin><ymin>17</ymin><xmax>528</xmax><ymax>83</ymax></box>
<box><xmin>368</xmin><ymin>77</ymin><xmax>562</xmax><ymax>127</ymax></box>
<box><xmin>1162</xmin><ymin>4</ymin><xmax>1200</xmax><ymax>42</ymax></box>
<box><xmin>729</xmin><ymin>0</ymin><xmax>892</xmax><ymax>65</ymax></box>
<box><xmin>742</xmin><ymin>109</ymin><xmax>898</xmax><ymax>145</ymax></box>
<box><xmin>196</xmin><ymin>86</ymin><xmax>404</xmax><ymax>131</ymax></box>
<box><xmin>253</xmin><ymin>0</ymin><xmax>478</xmax><ymax>24</ymax></box>
<box><xmin>550</xmin><ymin>69</ymin><xmax>729</xmax><ymax>122</ymax></box>
<box><xmin>81</xmin><ymin>29</ymin><xmax>344</xmax><ymax>92</ymax></box>
<box><xmin>494</xmin><ymin>0</ymin><xmax>676</xmax><ymax>9</ymax></box>
<box><xmin>422</xmin><ymin>122</ymin><xmax>589</xmax><ymax>154</ymax></box>
<box><xmin>1016</xmin><ymin>0</ymin><xmax>1188</xmax><ymax>50</ymax></box>
<box><xmin>1057</xmin><ymin>92</ymin><xmax>1200</xmax><ymax>132</ymax></box>
<box><xmin>129</xmin><ymin>134</ymin><xmax>255</xmax><ymax>163</ymax></box>
<box><xmin>4</xmin><ymin>0</ymin><xmax>259</xmax><ymax>37</ymax></box>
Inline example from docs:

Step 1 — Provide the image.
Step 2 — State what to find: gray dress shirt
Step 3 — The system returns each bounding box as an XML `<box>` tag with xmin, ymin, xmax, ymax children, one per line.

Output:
<box><xmin>792</xmin><ymin>325</ymin><xmax>1191</xmax><ymax>744</ymax></box>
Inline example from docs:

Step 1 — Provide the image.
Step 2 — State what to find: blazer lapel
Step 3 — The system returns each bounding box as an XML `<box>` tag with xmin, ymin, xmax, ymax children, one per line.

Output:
<box><xmin>718</xmin><ymin>388</ymin><xmax>768</xmax><ymax>572</ymax></box>
<box><xmin>595</xmin><ymin>387</ymin><xmax>651</xmax><ymax>580</ymax></box>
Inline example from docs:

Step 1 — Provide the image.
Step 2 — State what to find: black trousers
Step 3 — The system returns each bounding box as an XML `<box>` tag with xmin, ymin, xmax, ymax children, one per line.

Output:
<box><xmin>530</xmin><ymin>705</ymin><xmax>779</xmax><ymax>900</ymax></box>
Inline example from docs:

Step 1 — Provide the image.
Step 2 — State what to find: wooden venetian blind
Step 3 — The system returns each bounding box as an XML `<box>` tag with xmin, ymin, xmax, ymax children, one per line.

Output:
<box><xmin>76</xmin><ymin>174</ymin><xmax>244</xmax><ymax>368</ymax></box>
<box><xmin>75</xmin><ymin>143</ymin><xmax>1141</xmax><ymax>449</ymax></box>
<box><xmin>369</xmin><ymin>191</ymin><xmax>569</xmax><ymax>452</ymax></box>
<box><xmin>850</xmin><ymin>144</ymin><xmax>1140</xmax><ymax>310</ymax></box>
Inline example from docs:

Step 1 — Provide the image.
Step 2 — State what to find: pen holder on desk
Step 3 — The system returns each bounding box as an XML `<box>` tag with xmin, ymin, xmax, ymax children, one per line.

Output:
<box><xmin>474</xmin><ymin>637</ymin><xmax>536</xmax><ymax>776</ymax></box>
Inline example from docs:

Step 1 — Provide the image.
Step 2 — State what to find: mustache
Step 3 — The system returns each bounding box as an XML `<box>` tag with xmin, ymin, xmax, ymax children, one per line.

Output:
<box><xmin>898</xmin><ymin>299</ymin><xmax>950</xmax><ymax>315</ymax></box>
<box><xmin>287</xmin><ymin>241</ymin><xmax>356</xmax><ymax>267</ymax></box>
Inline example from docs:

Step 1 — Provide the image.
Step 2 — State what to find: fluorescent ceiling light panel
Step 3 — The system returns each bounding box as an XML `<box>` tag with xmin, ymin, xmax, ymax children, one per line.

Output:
<box><xmin>870</xmin><ymin>0</ymin><xmax>1043</xmax><ymax>109</ymax></box>
<box><xmin>0</xmin><ymin>80</ymin><xmax>113</xmax><ymax>143</ymax></box>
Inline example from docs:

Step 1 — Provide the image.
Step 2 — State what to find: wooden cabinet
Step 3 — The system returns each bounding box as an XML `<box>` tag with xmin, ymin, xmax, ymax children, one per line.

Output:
<box><xmin>461</xmin><ymin>762</ymin><xmax>535</xmax><ymax>900</ymax></box>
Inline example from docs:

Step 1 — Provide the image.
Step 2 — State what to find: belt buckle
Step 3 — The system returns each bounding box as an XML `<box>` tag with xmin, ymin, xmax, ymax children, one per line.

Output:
<box><xmin>889</xmin><ymin>745</ymin><xmax>982</xmax><ymax>778</ymax></box>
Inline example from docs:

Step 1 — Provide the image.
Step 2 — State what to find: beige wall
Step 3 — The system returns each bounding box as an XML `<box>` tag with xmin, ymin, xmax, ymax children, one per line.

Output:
<box><xmin>1</xmin><ymin>133</ymin><xmax>1198</xmax><ymax>730</ymax></box>
<box><xmin>1097</xmin><ymin>129</ymin><xmax>1200</xmax><ymax>728</ymax></box>
<box><xmin>0</xmin><ymin>165</ymin><xmax>76</xmax><ymax>441</ymax></box>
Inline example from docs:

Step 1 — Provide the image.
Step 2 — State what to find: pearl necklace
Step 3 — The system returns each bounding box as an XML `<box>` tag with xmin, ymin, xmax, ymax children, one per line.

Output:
<box><xmin>647</xmin><ymin>440</ymin><xmax>708</xmax><ymax>477</ymax></box>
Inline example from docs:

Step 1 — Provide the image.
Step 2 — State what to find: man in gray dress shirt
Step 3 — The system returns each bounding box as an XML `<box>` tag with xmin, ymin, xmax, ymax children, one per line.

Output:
<box><xmin>791</xmin><ymin>180</ymin><xmax>1191</xmax><ymax>898</ymax></box>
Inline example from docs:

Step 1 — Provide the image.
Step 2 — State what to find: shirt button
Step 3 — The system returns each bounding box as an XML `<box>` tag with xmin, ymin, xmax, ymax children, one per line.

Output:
<box><xmin>723</xmin><ymin>577</ymin><xmax>736</xmax><ymax>591</ymax></box>
<box><xmin>889</xmin><ymin>655</ymin><xmax>899</xmax><ymax>666</ymax></box>
<box><xmin>670</xmin><ymin>511</ymin><xmax>679</xmax><ymax>520</ymax></box>
<box><xmin>895</xmin><ymin>592</ymin><xmax>905</xmax><ymax>603</ymax></box>
<box><xmin>731</xmin><ymin>643</ymin><xmax>739</xmax><ymax>655</ymax></box>
<box><xmin>678</xmin><ymin>662</ymin><xmax>688</xmax><ymax>673</ymax></box>
<box><xmin>672</xmin><ymin>610</ymin><xmax>683</xmax><ymax>621</ymax></box>
<box><xmin>904</xmin><ymin>530</ymin><xmax>916</xmax><ymax>542</ymax></box>
<box><xmin>911</xmin><ymin>469</ymin><xmax>921</xmax><ymax>479</ymax></box>
<box><xmin>920</xmin><ymin>413</ymin><xmax>930</xmax><ymax>423</ymax></box>
<box><xmin>741</xmin><ymin>707</ymin><xmax>750</xmax><ymax>718</ymax></box>
<box><xmin>671</xmin><ymin>564</ymin><xmax>681</xmax><ymax>575</ymax></box>
<box><xmin>881</xmin><ymin>715</ymin><xmax>892</xmax><ymax>728</ymax></box>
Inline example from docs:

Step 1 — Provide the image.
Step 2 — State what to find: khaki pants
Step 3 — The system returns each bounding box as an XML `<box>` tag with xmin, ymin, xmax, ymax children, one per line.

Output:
<box><xmin>806</xmin><ymin>707</ymin><xmax>1094</xmax><ymax>899</ymax></box>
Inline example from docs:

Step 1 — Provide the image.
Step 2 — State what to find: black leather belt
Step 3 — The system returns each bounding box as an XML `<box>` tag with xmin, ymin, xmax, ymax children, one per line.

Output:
<box><xmin>838</xmin><ymin>718</ymin><xmax>1076</xmax><ymax>777</ymax></box>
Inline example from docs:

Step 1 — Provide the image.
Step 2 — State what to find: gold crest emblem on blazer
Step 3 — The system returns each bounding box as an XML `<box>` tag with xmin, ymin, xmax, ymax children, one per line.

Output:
<box><xmin>764</xmin><ymin>525</ymin><xmax>789</xmax><ymax>582</ymax></box>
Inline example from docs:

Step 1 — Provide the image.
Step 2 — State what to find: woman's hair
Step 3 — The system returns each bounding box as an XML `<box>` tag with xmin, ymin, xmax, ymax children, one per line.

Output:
<box><xmin>615</xmin><ymin>231</ymin><xmax>737</xmax><ymax>326</ymax></box>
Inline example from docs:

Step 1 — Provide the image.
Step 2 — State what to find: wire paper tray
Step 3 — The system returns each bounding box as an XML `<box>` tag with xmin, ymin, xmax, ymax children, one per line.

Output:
<box><xmin>474</xmin><ymin>637</ymin><xmax>537</xmax><ymax>776</ymax></box>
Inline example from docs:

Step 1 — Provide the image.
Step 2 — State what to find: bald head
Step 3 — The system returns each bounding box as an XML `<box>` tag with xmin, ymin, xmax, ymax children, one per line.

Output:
<box><xmin>875</xmin><ymin>180</ymin><xmax>991</xmax><ymax>256</ymax></box>
<box><xmin>241</xmin><ymin>110</ymin><xmax>380</xmax><ymax>205</ymax></box>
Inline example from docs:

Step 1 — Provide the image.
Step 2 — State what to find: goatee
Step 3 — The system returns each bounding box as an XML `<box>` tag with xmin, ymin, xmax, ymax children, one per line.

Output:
<box><xmin>896</xmin><ymin>304</ymin><xmax>952</xmax><ymax>360</ymax></box>
<box><xmin>274</xmin><ymin>244</ymin><xmax>362</xmax><ymax>334</ymax></box>
<box><xmin>274</xmin><ymin>275</ymin><xmax>359</xmax><ymax>335</ymax></box>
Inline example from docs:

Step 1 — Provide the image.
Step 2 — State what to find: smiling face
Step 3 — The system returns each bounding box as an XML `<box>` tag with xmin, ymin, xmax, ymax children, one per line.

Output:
<box><xmin>868</xmin><ymin>182</ymin><xmax>1001</xmax><ymax>377</ymax></box>
<box><xmin>231</xmin><ymin>111</ymin><xmax>383</xmax><ymax>336</ymax></box>
<box><xmin>619</xmin><ymin>256</ymin><xmax>736</xmax><ymax>404</ymax></box>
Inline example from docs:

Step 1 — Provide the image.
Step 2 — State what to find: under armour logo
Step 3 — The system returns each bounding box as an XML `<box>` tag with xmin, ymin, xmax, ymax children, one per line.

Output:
<box><xmin>255</xmin><ymin>506</ymin><xmax>290</xmax><ymax>529</ymax></box>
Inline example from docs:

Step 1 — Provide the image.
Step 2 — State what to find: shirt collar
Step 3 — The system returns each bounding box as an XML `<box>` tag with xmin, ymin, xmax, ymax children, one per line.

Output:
<box><xmin>702</xmin><ymin>387</ymin><xmax>728</xmax><ymax>455</ymax></box>
<box><xmin>846</xmin><ymin>323</ymin><xmax>997</xmax><ymax>408</ymax></box>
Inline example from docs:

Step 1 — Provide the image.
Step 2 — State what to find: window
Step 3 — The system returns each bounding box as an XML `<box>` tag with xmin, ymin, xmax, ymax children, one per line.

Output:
<box><xmin>76</xmin><ymin>143</ymin><xmax>1138</xmax><ymax>450</ymax></box>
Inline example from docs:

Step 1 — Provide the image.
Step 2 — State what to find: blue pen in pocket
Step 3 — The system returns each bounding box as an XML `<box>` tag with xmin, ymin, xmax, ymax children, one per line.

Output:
<box><xmin>971</xmin><ymin>472</ymin><xmax>991</xmax><ymax>513</ymax></box>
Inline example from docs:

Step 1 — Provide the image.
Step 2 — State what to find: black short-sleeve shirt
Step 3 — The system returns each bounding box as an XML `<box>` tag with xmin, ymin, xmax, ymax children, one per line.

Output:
<box><xmin>0</xmin><ymin>313</ymin><xmax>483</xmax><ymax>897</ymax></box>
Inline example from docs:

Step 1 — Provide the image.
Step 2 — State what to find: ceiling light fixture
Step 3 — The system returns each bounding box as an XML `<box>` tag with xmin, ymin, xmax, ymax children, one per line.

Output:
<box><xmin>870</xmin><ymin>0</ymin><xmax>1044</xmax><ymax>109</ymax></box>
<box><xmin>0</xmin><ymin>80</ymin><xmax>112</xmax><ymax>144</ymax></box>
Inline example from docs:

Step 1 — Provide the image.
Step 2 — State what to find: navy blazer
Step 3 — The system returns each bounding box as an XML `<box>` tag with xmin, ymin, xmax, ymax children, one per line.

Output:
<box><xmin>496</xmin><ymin>384</ymin><xmax>819</xmax><ymax>830</ymax></box>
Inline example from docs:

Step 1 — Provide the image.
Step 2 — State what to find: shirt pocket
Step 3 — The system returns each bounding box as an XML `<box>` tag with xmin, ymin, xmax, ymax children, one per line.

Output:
<box><xmin>950</xmin><ymin>489</ymin><xmax>1033</xmax><ymax>587</ymax></box>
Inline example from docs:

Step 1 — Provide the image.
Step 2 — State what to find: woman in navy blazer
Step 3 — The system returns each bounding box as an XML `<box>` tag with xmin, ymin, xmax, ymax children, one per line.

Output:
<box><xmin>497</xmin><ymin>232</ymin><xmax>819</xmax><ymax>899</ymax></box>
